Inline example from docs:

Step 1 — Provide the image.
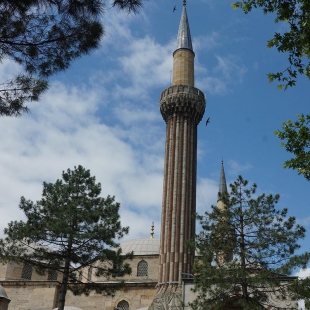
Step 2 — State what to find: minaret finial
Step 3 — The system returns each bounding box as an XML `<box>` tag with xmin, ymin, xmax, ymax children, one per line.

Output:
<box><xmin>150</xmin><ymin>222</ymin><xmax>154</xmax><ymax>238</ymax></box>
<box><xmin>183</xmin><ymin>0</ymin><xmax>186</xmax><ymax>6</ymax></box>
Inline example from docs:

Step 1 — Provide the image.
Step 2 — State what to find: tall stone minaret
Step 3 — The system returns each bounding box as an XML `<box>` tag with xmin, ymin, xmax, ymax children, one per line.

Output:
<box><xmin>158</xmin><ymin>0</ymin><xmax>206</xmax><ymax>288</ymax></box>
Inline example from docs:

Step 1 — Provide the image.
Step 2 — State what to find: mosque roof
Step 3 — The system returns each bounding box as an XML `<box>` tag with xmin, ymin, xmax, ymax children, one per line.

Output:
<box><xmin>175</xmin><ymin>4</ymin><xmax>193</xmax><ymax>52</ymax></box>
<box><xmin>0</xmin><ymin>285</ymin><xmax>9</xmax><ymax>300</ymax></box>
<box><xmin>119</xmin><ymin>238</ymin><xmax>160</xmax><ymax>255</ymax></box>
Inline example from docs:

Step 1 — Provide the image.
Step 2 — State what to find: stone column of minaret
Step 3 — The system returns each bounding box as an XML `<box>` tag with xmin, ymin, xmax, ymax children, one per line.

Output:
<box><xmin>149</xmin><ymin>2</ymin><xmax>206</xmax><ymax>310</ymax></box>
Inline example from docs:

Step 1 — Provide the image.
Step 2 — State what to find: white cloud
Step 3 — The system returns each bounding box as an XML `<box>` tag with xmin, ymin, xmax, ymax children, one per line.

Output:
<box><xmin>195</xmin><ymin>54</ymin><xmax>247</xmax><ymax>94</ymax></box>
<box><xmin>196</xmin><ymin>76</ymin><xmax>228</xmax><ymax>94</ymax></box>
<box><xmin>194</xmin><ymin>32</ymin><xmax>221</xmax><ymax>52</ymax></box>
<box><xmin>227</xmin><ymin>159</ymin><xmax>252</xmax><ymax>175</ymax></box>
<box><xmin>295</xmin><ymin>268</ymin><xmax>310</xmax><ymax>279</ymax></box>
<box><xmin>214</xmin><ymin>55</ymin><xmax>247</xmax><ymax>83</ymax></box>
<box><xmin>0</xmin><ymin>80</ymin><xmax>164</xmax><ymax>240</ymax></box>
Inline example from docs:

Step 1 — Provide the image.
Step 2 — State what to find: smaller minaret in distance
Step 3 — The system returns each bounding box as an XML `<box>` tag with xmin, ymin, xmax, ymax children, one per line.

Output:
<box><xmin>216</xmin><ymin>160</ymin><xmax>236</xmax><ymax>264</ymax></box>
<box><xmin>217</xmin><ymin>160</ymin><xmax>228</xmax><ymax>211</ymax></box>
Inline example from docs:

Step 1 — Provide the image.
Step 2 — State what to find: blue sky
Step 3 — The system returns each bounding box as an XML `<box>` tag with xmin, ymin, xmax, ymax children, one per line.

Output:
<box><xmin>0</xmin><ymin>0</ymin><xmax>309</xmax><ymax>297</ymax></box>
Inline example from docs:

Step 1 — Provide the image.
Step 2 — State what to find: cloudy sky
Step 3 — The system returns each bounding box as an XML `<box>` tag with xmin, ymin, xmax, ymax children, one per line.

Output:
<box><xmin>1</xmin><ymin>0</ymin><xmax>310</xmax><ymax>302</ymax></box>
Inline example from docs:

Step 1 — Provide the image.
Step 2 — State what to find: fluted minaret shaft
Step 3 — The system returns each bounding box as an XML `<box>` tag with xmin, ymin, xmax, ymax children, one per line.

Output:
<box><xmin>158</xmin><ymin>3</ymin><xmax>206</xmax><ymax>285</ymax></box>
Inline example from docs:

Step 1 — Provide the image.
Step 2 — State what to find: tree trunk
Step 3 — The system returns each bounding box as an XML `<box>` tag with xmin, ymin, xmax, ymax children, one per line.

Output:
<box><xmin>57</xmin><ymin>239</ymin><xmax>72</xmax><ymax>310</ymax></box>
<box><xmin>240</xmin><ymin>208</ymin><xmax>248</xmax><ymax>302</ymax></box>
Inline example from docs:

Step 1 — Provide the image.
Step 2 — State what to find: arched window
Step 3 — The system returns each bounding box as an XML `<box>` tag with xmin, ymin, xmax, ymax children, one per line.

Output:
<box><xmin>21</xmin><ymin>264</ymin><xmax>33</xmax><ymax>280</ymax></box>
<box><xmin>137</xmin><ymin>260</ymin><xmax>148</xmax><ymax>276</ymax></box>
<box><xmin>47</xmin><ymin>270</ymin><xmax>57</xmax><ymax>281</ymax></box>
<box><xmin>117</xmin><ymin>300</ymin><xmax>129</xmax><ymax>310</ymax></box>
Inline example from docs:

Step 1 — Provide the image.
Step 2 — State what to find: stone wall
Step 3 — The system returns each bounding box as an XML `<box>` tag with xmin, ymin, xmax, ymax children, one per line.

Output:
<box><xmin>0</xmin><ymin>281</ymin><xmax>58</xmax><ymax>310</ymax></box>
<box><xmin>65</xmin><ymin>282</ymin><xmax>157</xmax><ymax>310</ymax></box>
<box><xmin>0</xmin><ymin>280</ymin><xmax>157</xmax><ymax>310</ymax></box>
<box><xmin>82</xmin><ymin>255</ymin><xmax>159</xmax><ymax>283</ymax></box>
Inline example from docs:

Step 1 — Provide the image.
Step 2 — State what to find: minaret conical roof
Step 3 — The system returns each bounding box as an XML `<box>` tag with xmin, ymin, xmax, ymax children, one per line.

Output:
<box><xmin>219</xmin><ymin>160</ymin><xmax>228</xmax><ymax>196</ymax></box>
<box><xmin>175</xmin><ymin>3</ymin><xmax>193</xmax><ymax>52</ymax></box>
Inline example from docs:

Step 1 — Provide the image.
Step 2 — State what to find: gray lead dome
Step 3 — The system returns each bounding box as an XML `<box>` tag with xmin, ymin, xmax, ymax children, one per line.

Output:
<box><xmin>119</xmin><ymin>238</ymin><xmax>160</xmax><ymax>255</ymax></box>
<box><xmin>0</xmin><ymin>285</ymin><xmax>9</xmax><ymax>300</ymax></box>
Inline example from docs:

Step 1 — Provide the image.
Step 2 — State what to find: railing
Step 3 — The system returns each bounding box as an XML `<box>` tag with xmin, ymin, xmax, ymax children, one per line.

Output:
<box><xmin>160</xmin><ymin>85</ymin><xmax>205</xmax><ymax>101</ymax></box>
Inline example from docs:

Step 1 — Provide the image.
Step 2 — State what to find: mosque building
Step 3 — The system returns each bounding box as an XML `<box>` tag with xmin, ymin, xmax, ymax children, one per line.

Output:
<box><xmin>0</xmin><ymin>1</ymin><xmax>297</xmax><ymax>310</ymax></box>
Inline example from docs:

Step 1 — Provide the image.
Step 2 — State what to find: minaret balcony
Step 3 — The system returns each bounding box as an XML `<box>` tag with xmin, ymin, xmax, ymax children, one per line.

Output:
<box><xmin>159</xmin><ymin>85</ymin><xmax>206</xmax><ymax>124</ymax></box>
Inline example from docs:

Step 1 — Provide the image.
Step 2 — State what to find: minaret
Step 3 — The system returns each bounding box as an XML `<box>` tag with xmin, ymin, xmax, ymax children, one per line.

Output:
<box><xmin>218</xmin><ymin>160</ymin><xmax>228</xmax><ymax>211</ymax></box>
<box><xmin>216</xmin><ymin>160</ymin><xmax>235</xmax><ymax>264</ymax></box>
<box><xmin>158</xmin><ymin>0</ymin><xmax>206</xmax><ymax>287</ymax></box>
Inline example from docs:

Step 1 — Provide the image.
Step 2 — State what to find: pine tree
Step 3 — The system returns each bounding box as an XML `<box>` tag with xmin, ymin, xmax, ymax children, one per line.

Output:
<box><xmin>0</xmin><ymin>0</ymin><xmax>143</xmax><ymax>116</ymax></box>
<box><xmin>191</xmin><ymin>176</ymin><xmax>310</xmax><ymax>310</ymax></box>
<box><xmin>0</xmin><ymin>165</ymin><xmax>132</xmax><ymax>310</ymax></box>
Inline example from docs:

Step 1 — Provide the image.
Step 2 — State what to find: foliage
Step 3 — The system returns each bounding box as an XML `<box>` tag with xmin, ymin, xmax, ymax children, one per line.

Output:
<box><xmin>190</xmin><ymin>176</ymin><xmax>310</xmax><ymax>310</ymax></box>
<box><xmin>275</xmin><ymin>114</ymin><xmax>310</xmax><ymax>180</ymax></box>
<box><xmin>0</xmin><ymin>165</ymin><xmax>132</xmax><ymax>310</ymax></box>
<box><xmin>291</xmin><ymin>277</ymin><xmax>310</xmax><ymax>309</ymax></box>
<box><xmin>0</xmin><ymin>0</ymin><xmax>143</xmax><ymax>116</ymax></box>
<box><xmin>232</xmin><ymin>0</ymin><xmax>310</xmax><ymax>89</ymax></box>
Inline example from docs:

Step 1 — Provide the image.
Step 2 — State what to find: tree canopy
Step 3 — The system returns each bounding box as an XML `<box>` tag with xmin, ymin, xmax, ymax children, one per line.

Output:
<box><xmin>0</xmin><ymin>0</ymin><xmax>144</xmax><ymax>117</ymax></box>
<box><xmin>190</xmin><ymin>176</ymin><xmax>310</xmax><ymax>310</ymax></box>
<box><xmin>275</xmin><ymin>114</ymin><xmax>310</xmax><ymax>181</ymax></box>
<box><xmin>232</xmin><ymin>0</ymin><xmax>310</xmax><ymax>89</ymax></box>
<box><xmin>0</xmin><ymin>165</ymin><xmax>132</xmax><ymax>310</ymax></box>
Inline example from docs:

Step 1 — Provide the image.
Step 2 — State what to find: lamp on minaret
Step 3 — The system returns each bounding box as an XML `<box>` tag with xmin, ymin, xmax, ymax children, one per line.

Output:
<box><xmin>158</xmin><ymin>0</ymin><xmax>206</xmax><ymax>288</ymax></box>
<box><xmin>215</xmin><ymin>160</ymin><xmax>236</xmax><ymax>265</ymax></box>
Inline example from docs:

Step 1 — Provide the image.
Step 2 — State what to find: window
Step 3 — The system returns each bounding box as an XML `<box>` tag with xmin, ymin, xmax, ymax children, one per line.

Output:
<box><xmin>117</xmin><ymin>300</ymin><xmax>129</xmax><ymax>310</ymax></box>
<box><xmin>137</xmin><ymin>260</ymin><xmax>148</xmax><ymax>276</ymax></box>
<box><xmin>21</xmin><ymin>264</ymin><xmax>33</xmax><ymax>280</ymax></box>
<box><xmin>87</xmin><ymin>266</ymin><xmax>93</xmax><ymax>281</ymax></box>
<box><xmin>47</xmin><ymin>270</ymin><xmax>57</xmax><ymax>281</ymax></box>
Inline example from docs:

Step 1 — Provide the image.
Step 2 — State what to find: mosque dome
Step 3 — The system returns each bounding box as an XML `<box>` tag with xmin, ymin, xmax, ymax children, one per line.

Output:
<box><xmin>119</xmin><ymin>238</ymin><xmax>160</xmax><ymax>255</ymax></box>
<box><xmin>0</xmin><ymin>285</ymin><xmax>9</xmax><ymax>300</ymax></box>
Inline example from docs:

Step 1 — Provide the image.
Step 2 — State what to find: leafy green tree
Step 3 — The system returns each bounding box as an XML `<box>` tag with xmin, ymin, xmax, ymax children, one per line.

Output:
<box><xmin>191</xmin><ymin>176</ymin><xmax>310</xmax><ymax>310</ymax></box>
<box><xmin>0</xmin><ymin>0</ymin><xmax>143</xmax><ymax>117</ymax></box>
<box><xmin>275</xmin><ymin>114</ymin><xmax>310</xmax><ymax>181</ymax></box>
<box><xmin>0</xmin><ymin>165</ymin><xmax>132</xmax><ymax>310</ymax></box>
<box><xmin>232</xmin><ymin>0</ymin><xmax>310</xmax><ymax>89</ymax></box>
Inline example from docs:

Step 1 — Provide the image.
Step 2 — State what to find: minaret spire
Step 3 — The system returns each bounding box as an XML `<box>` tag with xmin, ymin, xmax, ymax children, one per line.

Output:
<box><xmin>218</xmin><ymin>160</ymin><xmax>228</xmax><ymax>210</ymax></box>
<box><xmin>216</xmin><ymin>160</ymin><xmax>236</xmax><ymax>264</ymax></box>
<box><xmin>219</xmin><ymin>159</ymin><xmax>228</xmax><ymax>196</ymax></box>
<box><xmin>175</xmin><ymin>2</ymin><xmax>193</xmax><ymax>52</ymax></box>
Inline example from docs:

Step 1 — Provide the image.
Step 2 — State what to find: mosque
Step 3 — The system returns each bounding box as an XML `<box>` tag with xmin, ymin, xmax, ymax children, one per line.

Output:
<box><xmin>0</xmin><ymin>1</ymin><xmax>297</xmax><ymax>310</ymax></box>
